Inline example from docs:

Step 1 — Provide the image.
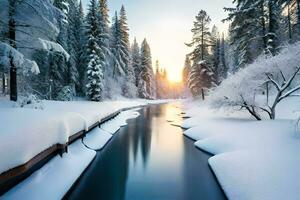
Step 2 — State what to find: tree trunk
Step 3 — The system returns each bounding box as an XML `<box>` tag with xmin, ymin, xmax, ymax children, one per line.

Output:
<box><xmin>201</xmin><ymin>19</ymin><xmax>204</xmax><ymax>60</ymax></box>
<box><xmin>201</xmin><ymin>88</ymin><xmax>205</xmax><ymax>100</ymax></box>
<box><xmin>8</xmin><ymin>0</ymin><xmax>17</xmax><ymax>101</ymax></box>
<box><xmin>260</xmin><ymin>0</ymin><xmax>267</xmax><ymax>50</ymax></box>
<box><xmin>297</xmin><ymin>0</ymin><xmax>300</xmax><ymax>35</ymax></box>
<box><xmin>2</xmin><ymin>73</ymin><xmax>5</xmax><ymax>94</ymax></box>
<box><xmin>287</xmin><ymin>0</ymin><xmax>292</xmax><ymax>41</ymax></box>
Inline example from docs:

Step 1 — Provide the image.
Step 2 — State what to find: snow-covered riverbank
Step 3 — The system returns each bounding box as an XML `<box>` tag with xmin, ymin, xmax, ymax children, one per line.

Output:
<box><xmin>182</xmin><ymin>98</ymin><xmax>300</xmax><ymax>200</ymax></box>
<box><xmin>0</xmin><ymin>99</ymin><xmax>168</xmax><ymax>199</ymax></box>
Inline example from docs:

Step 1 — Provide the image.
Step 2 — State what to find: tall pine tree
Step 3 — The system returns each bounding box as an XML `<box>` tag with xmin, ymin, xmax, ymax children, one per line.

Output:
<box><xmin>138</xmin><ymin>39</ymin><xmax>155</xmax><ymax>99</ymax></box>
<box><xmin>131</xmin><ymin>38</ymin><xmax>141</xmax><ymax>87</ymax></box>
<box><xmin>85</xmin><ymin>0</ymin><xmax>104</xmax><ymax>101</ymax></box>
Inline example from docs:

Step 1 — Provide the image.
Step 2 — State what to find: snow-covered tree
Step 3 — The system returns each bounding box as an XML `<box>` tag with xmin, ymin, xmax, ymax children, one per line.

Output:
<box><xmin>119</xmin><ymin>5</ymin><xmax>131</xmax><ymax>72</ymax></box>
<box><xmin>266</xmin><ymin>0</ymin><xmax>282</xmax><ymax>55</ymax></box>
<box><xmin>86</xmin><ymin>51</ymin><xmax>103</xmax><ymax>101</ymax></box>
<box><xmin>138</xmin><ymin>39</ymin><xmax>155</xmax><ymax>99</ymax></box>
<box><xmin>85</xmin><ymin>0</ymin><xmax>104</xmax><ymax>101</ymax></box>
<box><xmin>97</xmin><ymin>0</ymin><xmax>111</xmax><ymax>76</ymax></box>
<box><xmin>188</xmin><ymin>61</ymin><xmax>214</xmax><ymax>98</ymax></box>
<box><xmin>0</xmin><ymin>0</ymin><xmax>65</xmax><ymax>100</ymax></box>
<box><xmin>118</xmin><ymin>5</ymin><xmax>136</xmax><ymax>97</ymax></box>
<box><xmin>183</xmin><ymin>55</ymin><xmax>191</xmax><ymax>87</ymax></box>
<box><xmin>224</xmin><ymin>1</ymin><xmax>259</xmax><ymax>68</ymax></box>
<box><xmin>211</xmin><ymin>25</ymin><xmax>221</xmax><ymax>83</ymax></box>
<box><xmin>131</xmin><ymin>38</ymin><xmax>141</xmax><ymax>87</ymax></box>
<box><xmin>209</xmin><ymin>42</ymin><xmax>300</xmax><ymax>120</ymax></box>
<box><xmin>76</xmin><ymin>0</ymin><xmax>86</xmax><ymax>95</ymax></box>
<box><xmin>110</xmin><ymin>12</ymin><xmax>125</xmax><ymax>78</ymax></box>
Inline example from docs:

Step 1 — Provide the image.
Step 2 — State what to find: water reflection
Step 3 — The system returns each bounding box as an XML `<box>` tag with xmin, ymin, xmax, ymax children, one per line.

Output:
<box><xmin>68</xmin><ymin>103</ymin><xmax>226</xmax><ymax>200</ymax></box>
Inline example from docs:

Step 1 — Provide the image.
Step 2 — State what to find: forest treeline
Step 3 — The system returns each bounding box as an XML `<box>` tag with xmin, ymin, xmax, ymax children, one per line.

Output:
<box><xmin>0</xmin><ymin>0</ymin><xmax>179</xmax><ymax>102</ymax></box>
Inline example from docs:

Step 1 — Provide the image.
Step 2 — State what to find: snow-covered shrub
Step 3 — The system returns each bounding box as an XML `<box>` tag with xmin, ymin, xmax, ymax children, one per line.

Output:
<box><xmin>16</xmin><ymin>94</ymin><xmax>42</xmax><ymax>109</ymax></box>
<box><xmin>209</xmin><ymin>42</ymin><xmax>300</xmax><ymax>120</ymax></box>
<box><xmin>56</xmin><ymin>85</ymin><xmax>74</xmax><ymax>101</ymax></box>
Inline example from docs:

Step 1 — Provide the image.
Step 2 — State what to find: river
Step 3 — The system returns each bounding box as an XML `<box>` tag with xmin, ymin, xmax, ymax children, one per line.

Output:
<box><xmin>66</xmin><ymin>102</ymin><xmax>226</xmax><ymax>200</ymax></box>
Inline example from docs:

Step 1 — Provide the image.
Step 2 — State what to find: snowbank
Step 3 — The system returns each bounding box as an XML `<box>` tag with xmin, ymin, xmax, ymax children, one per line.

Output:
<box><xmin>83</xmin><ymin>109</ymin><xmax>140</xmax><ymax>150</ymax></box>
<box><xmin>0</xmin><ymin>99</ymin><xmax>167</xmax><ymax>175</ymax></box>
<box><xmin>183</xmin><ymin>100</ymin><xmax>300</xmax><ymax>200</ymax></box>
<box><xmin>2</xmin><ymin>141</ymin><xmax>96</xmax><ymax>200</ymax></box>
<box><xmin>0</xmin><ymin>108</ymin><xmax>84</xmax><ymax>175</ymax></box>
<box><xmin>82</xmin><ymin>128</ymin><xmax>112</xmax><ymax>150</ymax></box>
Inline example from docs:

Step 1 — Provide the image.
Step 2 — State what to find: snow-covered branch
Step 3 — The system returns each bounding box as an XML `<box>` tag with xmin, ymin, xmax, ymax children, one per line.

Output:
<box><xmin>208</xmin><ymin>42</ymin><xmax>300</xmax><ymax>120</ymax></box>
<box><xmin>0</xmin><ymin>42</ymin><xmax>40</xmax><ymax>74</ymax></box>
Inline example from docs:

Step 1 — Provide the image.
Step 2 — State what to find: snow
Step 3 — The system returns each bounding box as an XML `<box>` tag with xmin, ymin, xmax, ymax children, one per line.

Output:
<box><xmin>183</xmin><ymin>99</ymin><xmax>300</xmax><ymax>200</ymax></box>
<box><xmin>82</xmin><ymin>128</ymin><xmax>112</xmax><ymax>150</ymax></box>
<box><xmin>0</xmin><ymin>42</ymin><xmax>40</xmax><ymax>74</ymax></box>
<box><xmin>208</xmin><ymin>42</ymin><xmax>300</xmax><ymax>120</ymax></box>
<box><xmin>39</xmin><ymin>100</ymin><xmax>147</xmax><ymax>130</ymax></box>
<box><xmin>0</xmin><ymin>99</ymin><xmax>168</xmax><ymax>175</ymax></box>
<box><xmin>35</xmin><ymin>38</ymin><xmax>70</xmax><ymax>60</ymax></box>
<box><xmin>2</xmin><ymin>141</ymin><xmax>96</xmax><ymax>200</ymax></box>
<box><xmin>0</xmin><ymin>108</ymin><xmax>84</xmax><ymax>175</ymax></box>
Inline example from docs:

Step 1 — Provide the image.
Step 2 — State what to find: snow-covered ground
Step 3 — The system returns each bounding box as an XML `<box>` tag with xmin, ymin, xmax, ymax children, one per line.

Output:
<box><xmin>0</xmin><ymin>98</ymin><xmax>167</xmax><ymax>199</ymax></box>
<box><xmin>182</xmin><ymin>97</ymin><xmax>300</xmax><ymax>200</ymax></box>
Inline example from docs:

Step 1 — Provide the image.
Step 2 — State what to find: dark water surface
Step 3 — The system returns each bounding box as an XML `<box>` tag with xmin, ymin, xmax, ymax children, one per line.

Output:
<box><xmin>67</xmin><ymin>103</ymin><xmax>226</xmax><ymax>200</ymax></box>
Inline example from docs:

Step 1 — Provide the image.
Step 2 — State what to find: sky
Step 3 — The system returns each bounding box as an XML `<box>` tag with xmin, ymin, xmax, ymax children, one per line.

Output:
<box><xmin>82</xmin><ymin>0</ymin><xmax>234</xmax><ymax>82</ymax></box>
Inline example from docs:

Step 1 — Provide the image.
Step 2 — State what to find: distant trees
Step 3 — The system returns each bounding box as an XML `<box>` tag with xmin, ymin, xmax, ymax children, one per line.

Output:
<box><xmin>131</xmin><ymin>38</ymin><xmax>141</xmax><ymax>87</ymax></box>
<box><xmin>138</xmin><ymin>39</ymin><xmax>155</xmax><ymax>99</ymax></box>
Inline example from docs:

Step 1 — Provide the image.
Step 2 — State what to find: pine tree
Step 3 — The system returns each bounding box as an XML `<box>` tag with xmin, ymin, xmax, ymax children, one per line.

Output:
<box><xmin>186</xmin><ymin>10</ymin><xmax>216</xmax><ymax>96</ymax></box>
<box><xmin>224</xmin><ymin>0</ymin><xmax>259</xmax><ymax>68</ymax></box>
<box><xmin>131</xmin><ymin>38</ymin><xmax>141</xmax><ymax>87</ymax></box>
<box><xmin>110</xmin><ymin>12</ymin><xmax>125</xmax><ymax>78</ymax></box>
<box><xmin>155</xmin><ymin>60</ymin><xmax>162</xmax><ymax>98</ymax></box>
<box><xmin>266</xmin><ymin>0</ymin><xmax>281</xmax><ymax>55</ymax></box>
<box><xmin>53</xmin><ymin>0</ymin><xmax>69</xmax><ymax>50</ymax></box>
<box><xmin>97</xmin><ymin>0</ymin><xmax>111</xmax><ymax>75</ymax></box>
<box><xmin>119</xmin><ymin>5</ymin><xmax>131</xmax><ymax>71</ymax></box>
<box><xmin>220</xmin><ymin>33</ymin><xmax>228</xmax><ymax>78</ymax></box>
<box><xmin>211</xmin><ymin>25</ymin><xmax>221</xmax><ymax>83</ymax></box>
<box><xmin>138</xmin><ymin>39</ymin><xmax>155</xmax><ymax>99</ymax></box>
<box><xmin>119</xmin><ymin>5</ymin><xmax>136</xmax><ymax>97</ymax></box>
<box><xmin>188</xmin><ymin>61</ymin><xmax>214</xmax><ymax>98</ymax></box>
<box><xmin>75</xmin><ymin>0</ymin><xmax>86</xmax><ymax>95</ymax></box>
<box><xmin>186</xmin><ymin>10</ymin><xmax>212</xmax><ymax>63</ymax></box>
<box><xmin>65</xmin><ymin>0</ymin><xmax>83</xmax><ymax>93</ymax></box>
<box><xmin>85</xmin><ymin>0</ymin><xmax>104</xmax><ymax>101</ymax></box>
<box><xmin>183</xmin><ymin>56</ymin><xmax>191</xmax><ymax>87</ymax></box>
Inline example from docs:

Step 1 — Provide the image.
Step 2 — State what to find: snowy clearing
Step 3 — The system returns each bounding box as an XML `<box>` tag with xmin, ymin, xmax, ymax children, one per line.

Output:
<box><xmin>183</xmin><ymin>98</ymin><xmax>300</xmax><ymax>200</ymax></box>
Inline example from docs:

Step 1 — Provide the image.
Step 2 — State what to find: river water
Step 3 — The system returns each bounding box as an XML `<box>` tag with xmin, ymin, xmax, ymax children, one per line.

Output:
<box><xmin>67</xmin><ymin>102</ymin><xmax>226</xmax><ymax>200</ymax></box>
